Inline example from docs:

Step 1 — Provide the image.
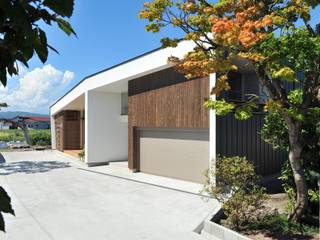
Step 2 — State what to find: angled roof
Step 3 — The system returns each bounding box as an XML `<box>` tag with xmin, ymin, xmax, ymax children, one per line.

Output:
<box><xmin>49</xmin><ymin>46</ymin><xmax>162</xmax><ymax>109</ymax></box>
<box><xmin>49</xmin><ymin>41</ymin><xmax>195</xmax><ymax>116</ymax></box>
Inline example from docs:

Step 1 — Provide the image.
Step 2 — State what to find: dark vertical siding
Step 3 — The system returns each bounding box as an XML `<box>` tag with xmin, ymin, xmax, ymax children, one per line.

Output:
<box><xmin>216</xmin><ymin>113</ymin><xmax>287</xmax><ymax>176</ymax></box>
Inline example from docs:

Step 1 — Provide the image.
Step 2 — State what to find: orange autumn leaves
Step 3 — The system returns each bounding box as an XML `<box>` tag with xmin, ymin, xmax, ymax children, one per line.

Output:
<box><xmin>211</xmin><ymin>4</ymin><xmax>273</xmax><ymax>48</ymax></box>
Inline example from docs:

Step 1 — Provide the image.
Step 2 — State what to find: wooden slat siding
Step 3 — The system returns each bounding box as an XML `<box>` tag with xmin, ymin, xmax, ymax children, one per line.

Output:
<box><xmin>53</xmin><ymin>110</ymin><xmax>81</xmax><ymax>151</ymax></box>
<box><xmin>63</xmin><ymin>111</ymin><xmax>81</xmax><ymax>150</ymax></box>
<box><xmin>128</xmin><ymin>68</ymin><xmax>210</xmax><ymax>169</ymax></box>
<box><xmin>216</xmin><ymin>113</ymin><xmax>287</xmax><ymax>176</ymax></box>
<box><xmin>54</xmin><ymin>113</ymin><xmax>64</xmax><ymax>151</ymax></box>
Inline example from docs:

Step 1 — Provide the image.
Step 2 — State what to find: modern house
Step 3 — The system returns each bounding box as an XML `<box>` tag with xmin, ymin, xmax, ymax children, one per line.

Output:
<box><xmin>50</xmin><ymin>41</ymin><xmax>286</xmax><ymax>183</ymax></box>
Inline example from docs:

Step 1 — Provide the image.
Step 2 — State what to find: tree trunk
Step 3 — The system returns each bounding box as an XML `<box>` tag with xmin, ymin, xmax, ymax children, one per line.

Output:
<box><xmin>284</xmin><ymin>116</ymin><xmax>308</xmax><ymax>221</ymax></box>
<box><xmin>19</xmin><ymin>125</ymin><xmax>32</xmax><ymax>146</ymax></box>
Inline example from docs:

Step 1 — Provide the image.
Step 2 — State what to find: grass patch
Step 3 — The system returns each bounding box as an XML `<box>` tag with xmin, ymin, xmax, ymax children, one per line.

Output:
<box><xmin>0</xmin><ymin>129</ymin><xmax>51</xmax><ymax>146</ymax></box>
<box><xmin>243</xmin><ymin>213</ymin><xmax>319</xmax><ymax>240</ymax></box>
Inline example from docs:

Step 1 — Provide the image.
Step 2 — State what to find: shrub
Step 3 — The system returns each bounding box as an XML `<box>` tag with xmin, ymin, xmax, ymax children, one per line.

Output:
<box><xmin>29</xmin><ymin>130</ymin><xmax>51</xmax><ymax>146</ymax></box>
<box><xmin>202</xmin><ymin>156</ymin><xmax>267</xmax><ymax>230</ymax></box>
<box><xmin>245</xmin><ymin>212</ymin><xmax>319</xmax><ymax>238</ymax></box>
<box><xmin>0</xmin><ymin>129</ymin><xmax>51</xmax><ymax>146</ymax></box>
<box><xmin>0</xmin><ymin>130</ymin><xmax>24</xmax><ymax>142</ymax></box>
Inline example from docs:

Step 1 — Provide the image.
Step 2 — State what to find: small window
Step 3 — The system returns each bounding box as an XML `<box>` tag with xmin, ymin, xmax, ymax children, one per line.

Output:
<box><xmin>227</xmin><ymin>72</ymin><xmax>242</xmax><ymax>101</ymax></box>
<box><xmin>121</xmin><ymin>92</ymin><xmax>128</xmax><ymax>115</ymax></box>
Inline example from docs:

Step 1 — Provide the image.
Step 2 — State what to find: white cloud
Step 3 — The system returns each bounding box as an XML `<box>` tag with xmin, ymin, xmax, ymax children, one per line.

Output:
<box><xmin>62</xmin><ymin>70</ymin><xmax>74</xmax><ymax>84</ymax></box>
<box><xmin>0</xmin><ymin>65</ymin><xmax>75</xmax><ymax>113</ymax></box>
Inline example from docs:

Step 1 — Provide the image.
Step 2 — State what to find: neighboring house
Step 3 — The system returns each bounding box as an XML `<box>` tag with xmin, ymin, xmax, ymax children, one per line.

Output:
<box><xmin>11</xmin><ymin>116</ymin><xmax>50</xmax><ymax>129</ymax></box>
<box><xmin>50</xmin><ymin>42</ymin><xmax>286</xmax><ymax>183</ymax></box>
<box><xmin>0</xmin><ymin>120</ymin><xmax>12</xmax><ymax>130</ymax></box>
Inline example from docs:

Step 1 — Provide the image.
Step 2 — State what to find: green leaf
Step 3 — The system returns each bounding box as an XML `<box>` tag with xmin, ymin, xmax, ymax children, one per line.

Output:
<box><xmin>56</xmin><ymin>18</ymin><xmax>76</xmax><ymax>36</ymax></box>
<box><xmin>40</xmin><ymin>9</ymin><xmax>53</xmax><ymax>24</ymax></box>
<box><xmin>0</xmin><ymin>187</ymin><xmax>14</xmax><ymax>215</ymax></box>
<box><xmin>160</xmin><ymin>37</ymin><xmax>179</xmax><ymax>48</ymax></box>
<box><xmin>204</xmin><ymin>99</ymin><xmax>235</xmax><ymax>115</ymax></box>
<box><xmin>0</xmin><ymin>69</ymin><xmax>7</xmax><ymax>87</ymax></box>
<box><xmin>43</xmin><ymin>0</ymin><xmax>74</xmax><ymax>18</ymax></box>
<box><xmin>47</xmin><ymin>44</ymin><xmax>59</xmax><ymax>54</ymax></box>
<box><xmin>21</xmin><ymin>45</ymin><xmax>34</xmax><ymax>62</ymax></box>
<box><xmin>235</xmin><ymin>107</ymin><xmax>252</xmax><ymax>120</ymax></box>
<box><xmin>0</xmin><ymin>186</ymin><xmax>14</xmax><ymax>232</ymax></box>
<box><xmin>0</xmin><ymin>213</ymin><xmax>4</xmax><ymax>232</ymax></box>
<box><xmin>34</xmin><ymin>29</ymin><xmax>48</xmax><ymax>63</ymax></box>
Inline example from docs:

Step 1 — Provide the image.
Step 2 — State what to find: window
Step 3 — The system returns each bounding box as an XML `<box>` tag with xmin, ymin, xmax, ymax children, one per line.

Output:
<box><xmin>121</xmin><ymin>92</ymin><xmax>128</xmax><ymax>115</ymax></box>
<box><xmin>227</xmin><ymin>72</ymin><xmax>243</xmax><ymax>101</ymax></box>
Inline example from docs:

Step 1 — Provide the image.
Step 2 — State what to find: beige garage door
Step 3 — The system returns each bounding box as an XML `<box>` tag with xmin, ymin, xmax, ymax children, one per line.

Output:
<box><xmin>138</xmin><ymin>128</ymin><xmax>209</xmax><ymax>183</ymax></box>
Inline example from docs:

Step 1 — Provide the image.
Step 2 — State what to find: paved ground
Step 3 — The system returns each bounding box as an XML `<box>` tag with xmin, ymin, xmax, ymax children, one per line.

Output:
<box><xmin>0</xmin><ymin>151</ymin><xmax>218</xmax><ymax>240</ymax></box>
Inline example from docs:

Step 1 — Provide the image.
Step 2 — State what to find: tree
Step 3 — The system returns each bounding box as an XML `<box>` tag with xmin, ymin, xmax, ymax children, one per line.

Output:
<box><xmin>140</xmin><ymin>0</ymin><xmax>320</xmax><ymax>221</ymax></box>
<box><xmin>261</xmin><ymin>111</ymin><xmax>320</xmax><ymax>213</ymax></box>
<box><xmin>0</xmin><ymin>0</ymin><xmax>75</xmax><ymax>232</ymax></box>
<box><xmin>0</xmin><ymin>0</ymin><xmax>76</xmax><ymax>86</ymax></box>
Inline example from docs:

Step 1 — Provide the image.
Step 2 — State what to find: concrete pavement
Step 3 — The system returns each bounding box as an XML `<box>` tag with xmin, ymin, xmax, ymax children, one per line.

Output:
<box><xmin>0</xmin><ymin>150</ymin><xmax>219</xmax><ymax>240</ymax></box>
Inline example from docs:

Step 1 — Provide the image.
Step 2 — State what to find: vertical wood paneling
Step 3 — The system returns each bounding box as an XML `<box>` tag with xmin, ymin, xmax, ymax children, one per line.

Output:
<box><xmin>54</xmin><ymin>113</ymin><xmax>64</xmax><ymax>151</ymax></box>
<box><xmin>128</xmin><ymin>70</ymin><xmax>209</xmax><ymax>169</ymax></box>
<box><xmin>54</xmin><ymin>110</ymin><xmax>81</xmax><ymax>151</ymax></box>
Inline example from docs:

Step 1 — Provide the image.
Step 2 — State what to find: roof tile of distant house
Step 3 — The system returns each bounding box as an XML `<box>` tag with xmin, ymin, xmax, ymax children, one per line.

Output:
<box><xmin>13</xmin><ymin>116</ymin><xmax>50</xmax><ymax>122</ymax></box>
<box><xmin>24</xmin><ymin>117</ymin><xmax>50</xmax><ymax>122</ymax></box>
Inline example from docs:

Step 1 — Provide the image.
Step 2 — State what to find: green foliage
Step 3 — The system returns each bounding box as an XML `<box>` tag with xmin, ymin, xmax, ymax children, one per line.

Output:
<box><xmin>261</xmin><ymin>112</ymin><xmax>289</xmax><ymax>149</ymax></box>
<box><xmin>287</xmin><ymin>89</ymin><xmax>303</xmax><ymax>106</ymax></box>
<box><xmin>205</xmin><ymin>99</ymin><xmax>257</xmax><ymax>120</ymax></box>
<box><xmin>204</xmin><ymin>99</ymin><xmax>235</xmax><ymax>115</ymax></box>
<box><xmin>234</xmin><ymin>102</ymin><xmax>257</xmax><ymax>120</ymax></box>
<box><xmin>29</xmin><ymin>130</ymin><xmax>51</xmax><ymax>146</ymax></box>
<box><xmin>246</xmin><ymin>212</ymin><xmax>319</xmax><ymax>238</ymax></box>
<box><xmin>0</xmin><ymin>0</ymin><xmax>75</xmax><ymax>86</ymax></box>
<box><xmin>0</xmin><ymin>187</ymin><xmax>15</xmax><ymax>232</ymax></box>
<box><xmin>202</xmin><ymin>156</ymin><xmax>267</xmax><ymax>230</ymax></box>
<box><xmin>0</xmin><ymin>129</ymin><xmax>51</xmax><ymax>146</ymax></box>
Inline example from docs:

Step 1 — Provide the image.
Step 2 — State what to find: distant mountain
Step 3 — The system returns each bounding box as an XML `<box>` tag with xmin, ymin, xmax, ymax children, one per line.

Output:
<box><xmin>0</xmin><ymin>111</ymin><xmax>49</xmax><ymax>119</ymax></box>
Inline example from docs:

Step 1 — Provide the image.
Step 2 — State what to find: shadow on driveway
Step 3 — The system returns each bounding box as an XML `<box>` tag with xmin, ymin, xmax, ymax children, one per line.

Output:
<box><xmin>0</xmin><ymin>153</ymin><xmax>70</xmax><ymax>175</ymax></box>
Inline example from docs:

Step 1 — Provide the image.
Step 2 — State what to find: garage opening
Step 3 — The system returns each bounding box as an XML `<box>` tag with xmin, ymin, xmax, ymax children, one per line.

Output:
<box><xmin>137</xmin><ymin>128</ymin><xmax>209</xmax><ymax>183</ymax></box>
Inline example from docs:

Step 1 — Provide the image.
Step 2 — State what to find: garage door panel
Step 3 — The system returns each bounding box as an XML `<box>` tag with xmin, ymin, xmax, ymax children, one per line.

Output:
<box><xmin>139</xmin><ymin>129</ymin><xmax>209</xmax><ymax>183</ymax></box>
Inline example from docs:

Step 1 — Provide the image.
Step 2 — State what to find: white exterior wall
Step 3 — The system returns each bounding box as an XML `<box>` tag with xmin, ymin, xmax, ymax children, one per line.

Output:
<box><xmin>209</xmin><ymin>73</ymin><xmax>216</xmax><ymax>184</ymax></box>
<box><xmin>50</xmin><ymin>115</ymin><xmax>56</xmax><ymax>149</ymax></box>
<box><xmin>85</xmin><ymin>90</ymin><xmax>128</xmax><ymax>164</ymax></box>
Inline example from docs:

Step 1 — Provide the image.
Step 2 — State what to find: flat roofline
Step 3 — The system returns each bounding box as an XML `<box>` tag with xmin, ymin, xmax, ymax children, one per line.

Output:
<box><xmin>50</xmin><ymin>46</ymin><xmax>163</xmax><ymax>109</ymax></box>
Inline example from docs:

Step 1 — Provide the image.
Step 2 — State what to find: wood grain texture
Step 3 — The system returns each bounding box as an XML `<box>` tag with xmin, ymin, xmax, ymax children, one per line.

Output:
<box><xmin>54</xmin><ymin>110</ymin><xmax>81</xmax><ymax>151</ymax></box>
<box><xmin>54</xmin><ymin>113</ymin><xmax>64</xmax><ymax>151</ymax></box>
<box><xmin>128</xmin><ymin>68</ymin><xmax>209</xmax><ymax>169</ymax></box>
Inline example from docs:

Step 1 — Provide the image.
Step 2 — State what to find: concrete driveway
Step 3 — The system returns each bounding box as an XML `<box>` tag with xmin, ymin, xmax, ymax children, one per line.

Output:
<box><xmin>0</xmin><ymin>151</ymin><xmax>218</xmax><ymax>240</ymax></box>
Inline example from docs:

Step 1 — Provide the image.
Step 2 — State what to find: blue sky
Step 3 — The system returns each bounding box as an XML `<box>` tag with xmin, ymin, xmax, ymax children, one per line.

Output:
<box><xmin>1</xmin><ymin>1</ymin><xmax>319</xmax><ymax>114</ymax></box>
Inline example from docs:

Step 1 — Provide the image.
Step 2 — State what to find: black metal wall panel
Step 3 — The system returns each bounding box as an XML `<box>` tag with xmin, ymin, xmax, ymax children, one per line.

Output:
<box><xmin>216</xmin><ymin>113</ymin><xmax>287</xmax><ymax>176</ymax></box>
